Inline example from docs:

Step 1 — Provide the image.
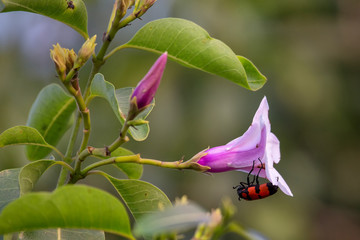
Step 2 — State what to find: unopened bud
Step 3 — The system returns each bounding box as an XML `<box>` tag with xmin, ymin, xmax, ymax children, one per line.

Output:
<box><xmin>50</xmin><ymin>43</ymin><xmax>67</xmax><ymax>80</ymax></box>
<box><xmin>65</xmin><ymin>49</ymin><xmax>77</xmax><ymax>72</ymax></box>
<box><xmin>116</xmin><ymin>0</ymin><xmax>134</xmax><ymax>16</ymax></box>
<box><xmin>134</xmin><ymin>0</ymin><xmax>157</xmax><ymax>17</ymax></box>
<box><xmin>129</xmin><ymin>52</ymin><xmax>167</xmax><ymax>117</ymax></box>
<box><xmin>75</xmin><ymin>35</ymin><xmax>97</xmax><ymax>68</ymax></box>
<box><xmin>145</xmin><ymin>0</ymin><xmax>156</xmax><ymax>8</ymax></box>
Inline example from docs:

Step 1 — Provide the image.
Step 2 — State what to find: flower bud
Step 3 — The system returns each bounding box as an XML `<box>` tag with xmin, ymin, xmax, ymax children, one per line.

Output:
<box><xmin>75</xmin><ymin>35</ymin><xmax>97</xmax><ymax>68</ymax></box>
<box><xmin>65</xmin><ymin>49</ymin><xmax>77</xmax><ymax>72</ymax></box>
<box><xmin>145</xmin><ymin>0</ymin><xmax>157</xmax><ymax>7</ymax></box>
<box><xmin>134</xmin><ymin>0</ymin><xmax>157</xmax><ymax>17</ymax></box>
<box><xmin>130</xmin><ymin>52</ymin><xmax>167</xmax><ymax>112</ymax></box>
<box><xmin>50</xmin><ymin>43</ymin><xmax>67</xmax><ymax>80</ymax></box>
<box><xmin>116</xmin><ymin>0</ymin><xmax>134</xmax><ymax>16</ymax></box>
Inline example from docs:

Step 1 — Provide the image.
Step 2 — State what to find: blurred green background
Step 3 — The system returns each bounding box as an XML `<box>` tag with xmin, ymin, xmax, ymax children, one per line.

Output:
<box><xmin>1</xmin><ymin>0</ymin><xmax>359</xmax><ymax>239</ymax></box>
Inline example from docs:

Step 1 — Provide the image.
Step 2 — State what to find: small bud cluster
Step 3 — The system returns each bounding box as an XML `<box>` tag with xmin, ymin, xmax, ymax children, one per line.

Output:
<box><xmin>50</xmin><ymin>35</ymin><xmax>97</xmax><ymax>81</ymax></box>
<box><xmin>50</xmin><ymin>44</ymin><xmax>72</xmax><ymax>80</ymax></box>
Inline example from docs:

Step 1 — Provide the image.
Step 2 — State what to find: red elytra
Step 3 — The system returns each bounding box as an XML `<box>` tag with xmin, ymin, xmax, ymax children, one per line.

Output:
<box><xmin>234</xmin><ymin>159</ymin><xmax>279</xmax><ymax>201</ymax></box>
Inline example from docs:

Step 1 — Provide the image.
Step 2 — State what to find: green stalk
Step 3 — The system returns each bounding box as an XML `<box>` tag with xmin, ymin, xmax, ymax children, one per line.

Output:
<box><xmin>82</xmin><ymin>8</ymin><xmax>123</xmax><ymax>101</ymax></box>
<box><xmin>57</xmin><ymin>114</ymin><xmax>82</xmax><ymax>187</ymax></box>
<box><xmin>65</xmin><ymin>113</ymin><xmax>82</xmax><ymax>160</ymax></box>
<box><xmin>103</xmin><ymin>44</ymin><xmax>128</xmax><ymax>61</ymax></box>
<box><xmin>46</xmin><ymin>145</ymin><xmax>65</xmax><ymax>160</ymax></box>
<box><xmin>54</xmin><ymin>161</ymin><xmax>75</xmax><ymax>173</ymax></box>
<box><xmin>64</xmin><ymin>82</ymin><xmax>90</xmax><ymax>153</ymax></box>
<box><xmin>226</xmin><ymin>222</ymin><xmax>254</xmax><ymax>240</ymax></box>
<box><xmin>63</xmin><ymin>80</ymin><xmax>90</xmax><ymax>181</ymax></box>
<box><xmin>80</xmin><ymin>155</ymin><xmax>210</xmax><ymax>176</ymax></box>
<box><xmin>67</xmin><ymin>4</ymin><xmax>150</xmax><ymax>183</ymax></box>
<box><xmin>63</xmin><ymin>67</ymin><xmax>78</xmax><ymax>84</ymax></box>
<box><xmin>73</xmin><ymin>3</ymin><xmax>126</xmax><ymax>168</ymax></box>
<box><xmin>77</xmin><ymin>115</ymin><xmax>131</xmax><ymax>161</ymax></box>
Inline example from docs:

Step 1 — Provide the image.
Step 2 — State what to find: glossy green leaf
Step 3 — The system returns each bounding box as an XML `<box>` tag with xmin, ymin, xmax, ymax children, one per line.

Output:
<box><xmin>90</xmin><ymin>73</ymin><xmax>154</xmax><ymax>141</ymax></box>
<box><xmin>237</xmin><ymin>56</ymin><xmax>267</xmax><ymax>87</ymax></box>
<box><xmin>0</xmin><ymin>126</ymin><xmax>58</xmax><ymax>155</ymax></box>
<box><xmin>0</xmin><ymin>0</ymin><xmax>88</xmax><ymax>38</ymax></box>
<box><xmin>26</xmin><ymin>84</ymin><xmax>76</xmax><ymax>160</ymax></box>
<box><xmin>90</xmin><ymin>73</ymin><xmax>123</xmax><ymax>122</ymax></box>
<box><xmin>0</xmin><ymin>169</ymin><xmax>20</xmax><ymax>213</ymax></box>
<box><xmin>134</xmin><ymin>204</ymin><xmax>210</xmax><ymax>237</ymax></box>
<box><xmin>20</xmin><ymin>228</ymin><xmax>105</xmax><ymax>240</ymax></box>
<box><xmin>104</xmin><ymin>175</ymin><xmax>172</xmax><ymax>221</ymax></box>
<box><xmin>19</xmin><ymin>160</ymin><xmax>57</xmax><ymax>196</ymax></box>
<box><xmin>110</xmin><ymin>148</ymin><xmax>143</xmax><ymax>179</ymax></box>
<box><xmin>0</xmin><ymin>185</ymin><xmax>134</xmax><ymax>239</ymax></box>
<box><xmin>125</xmin><ymin>18</ymin><xmax>266</xmax><ymax>91</ymax></box>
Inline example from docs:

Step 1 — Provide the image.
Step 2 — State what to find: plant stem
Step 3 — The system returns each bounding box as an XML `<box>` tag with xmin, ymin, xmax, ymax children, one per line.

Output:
<box><xmin>66</xmin><ymin>5</ymin><xmax>149</xmax><ymax>184</ymax></box>
<box><xmin>103</xmin><ymin>44</ymin><xmax>128</xmax><ymax>61</ymax></box>
<box><xmin>64</xmin><ymin>82</ymin><xmax>90</xmax><ymax>153</ymax></box>
<box><xmin>62</xmin><ymin>80</ymin><xmax>90</xmax><ymax>183</ymax></box>
<box><xmin>54</xmin><ymin>161</ymin><xmax>75</xmax><ymax>174</ymax></box>
<box><xmin>83</xmin><ymin>7</ymin><xmax>145</xmax><ymax>100</ymax></box>
<box><xmin>65</xmin><ymin>113</ymin><xmax>82</xmax><ymax>159</ymax></box>
<box><xmin>57</xmin><ymin>166</ymin><xmax>70</xmax><ymax>187</ymax></box>
<box><xmin>69</xmin><ymin>5</ymin><xmax>124</xmax><ymax>180</ymax></box>
<box><xmin>82</xmin><ymin>7</ymin><xmax>124</xmax><ymax>101</ymax></box>
<box><xmin>108</xmin><ymin>119</ymin><xmax>131</xmax><ymax>152</ymax></box>
<box><xmin>82</xmin><ymin>57</ymin><xmax>102</xmax><ymax>101</ymax></box>
<box><xmin>57</xmin><ymin>114</ymin><xmax>82</xmax><ymax>187</ymax></box>
<box><xmin>77</xmin><ymin>116</ymin><xmax>131</xmax><ymax>161</ymax></box>
<box><xmin>226</xmin><ymin>222</ymin><xmax>254</xmax><ymax>240</ymax></box>
<box><xmin>63</xmin><ymin>67</ymin><xmax>78</xmax><ymax>84</ymax></box>
<box><xmin>80</xmin><ymin>155</ymin><xmax>209</xmax><ymax>176</ymax></box>
<box><xmin>46</xmin><ymin>145</ymin><xmax>64</xmax><ymax>160</ymax></box>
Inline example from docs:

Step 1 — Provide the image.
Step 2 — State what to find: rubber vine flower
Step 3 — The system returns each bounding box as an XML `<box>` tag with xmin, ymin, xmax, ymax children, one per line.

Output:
<box><xmin>130</xmin><ymin>52</ymin><xmax>167</xmax><ymax>111</ymax></box>
<box><xmin>196</xmin><ymin>97</ymin><xmax>293</xmax><ymax>196</ymax></box>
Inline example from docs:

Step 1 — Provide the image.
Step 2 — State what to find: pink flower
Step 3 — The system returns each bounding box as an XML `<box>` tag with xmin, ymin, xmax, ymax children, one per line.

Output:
<box><xmin>131</xmin><ymin>52</ymin><xmax>167</xmax><ymax>109</ymax></box>
<box><xmin>196</xmin><ymin>97</ymin><xmax>293</xmax><ymax>196</ymax></box>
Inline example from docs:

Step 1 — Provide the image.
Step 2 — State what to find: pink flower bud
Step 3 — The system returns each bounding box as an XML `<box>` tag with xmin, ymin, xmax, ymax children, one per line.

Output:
<box><xmin>131</xmin><ymin>52</ymin><xmax>167</xmax><ymax>109</ymax></box>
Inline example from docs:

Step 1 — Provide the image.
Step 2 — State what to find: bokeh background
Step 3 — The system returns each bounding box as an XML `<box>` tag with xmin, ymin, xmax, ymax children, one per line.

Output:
<box><xmin>1</xmin><ymin>0</ymin><xmax>359</xmax><ymax>239</ymax></box>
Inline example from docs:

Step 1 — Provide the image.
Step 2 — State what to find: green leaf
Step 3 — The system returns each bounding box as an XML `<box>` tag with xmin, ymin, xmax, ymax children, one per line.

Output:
<box><xmin>90</xmin><ymin>73</ymin><xmax>123</xmax><ymax>122</ymax></box>
<box><xmin>134</xmin><ymin>204</ymin><xmax>211</xmax><ymax>237</ymax></box>
<box><xmin>125</xmin><ymin>18</ymin><xmax>266</xmax><ymax>91</ymax></box>
<box><xmin>20</xmin><ymin>228</ymin><xmax>105</xmax><ymax>240</ymax></box>
<box><xmin>26</xmin><ymin>84</ymin><xmax>76</xmax><ymax>160</ymax></box>
<box><xmin>0</xmin><ymin>126</ymin><xmax>59</xmax><ymax>155</ymax></box>
<box><xmin>90</xmin><ymin>73</ymin><xmax>154</xmax><ymax>141</ymax></box>
<box><xmin>0</xmin><ymin>169</ymin><xmax>20</xmax><ymax>213</ymax></box>
<box><xmin>0</xmin><ymin>185</ymin><xmax>134</xmax><ymax>239</ymax></box>
<box><xmin>110</xmin><ymin>148</ymin><xmax>143</xmax><ymax>179</ymax></box>
<box><xmin>0</xmin><ymin>0</ymin><xmax>88</xmax><ymax>39</ymax></box>
<box><xmin>237</xmin><ymin>56</ymin><xmax>267</xmax><ymax>87</ymax></box>
<box><xmin>104</xmin><ymin>175</ymin><xmax>172</xmax><ymax>221</ymax></box>
<box><xmin>19</xmin><ymin>160</ymin><xmax>57</xmax><ymax>196</ymax></box>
